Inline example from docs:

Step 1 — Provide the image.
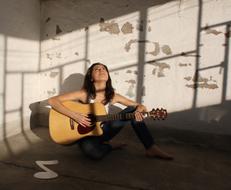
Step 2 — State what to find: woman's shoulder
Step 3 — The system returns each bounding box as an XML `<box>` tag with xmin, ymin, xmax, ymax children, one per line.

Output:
<box><xmin>65</xmin><ymin>89</ymin><xmax>88</xmax><ymax>102</ymax></box>
<box><xmin>111</xmin><ymin>93</ymin><xmax>124</xmax><ymax>103</ymax></box>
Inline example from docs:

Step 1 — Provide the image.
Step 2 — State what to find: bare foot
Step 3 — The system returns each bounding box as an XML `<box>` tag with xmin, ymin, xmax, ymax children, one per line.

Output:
<box><xmin>145</xmin><ymin>145</ymin><xmax>174</xmax><ymax>160</ymax></box>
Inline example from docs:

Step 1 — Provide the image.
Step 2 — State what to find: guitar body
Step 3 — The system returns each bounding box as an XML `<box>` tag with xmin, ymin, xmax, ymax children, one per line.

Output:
<box><xmin>49</xmin><ymin>101</ymin><xmax>104</xmax><ymax>145</ymax></box>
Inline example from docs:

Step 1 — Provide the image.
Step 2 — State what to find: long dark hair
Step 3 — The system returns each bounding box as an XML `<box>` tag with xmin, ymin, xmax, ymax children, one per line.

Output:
<box><xmin>82</xmin><ymin>63</ymin><xmax>115</xmax><ymax>104</ymax></box>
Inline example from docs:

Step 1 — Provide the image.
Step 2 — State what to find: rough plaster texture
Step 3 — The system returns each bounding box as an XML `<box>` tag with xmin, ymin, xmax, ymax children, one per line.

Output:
<box><xmin>0</xmin><ymin>0</ymin><xmax>231</xmax><ymax>141</ymax></box>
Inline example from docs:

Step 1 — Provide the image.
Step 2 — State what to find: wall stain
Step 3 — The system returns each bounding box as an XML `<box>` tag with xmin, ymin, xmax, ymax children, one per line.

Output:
<box><xmin>47</xmin><ymin>88</ymin><xmax>56</xmax><ymax>96</ymax></box>
<box><xmin>56</xmin><ymin>25</ymin><xmax>62</xmax><ymax>35</ymax></box>
<box><xmin>121</xmin><ymin>22</ymin><xmax>134</xmax><ymax>34</ymax></box>
<box><xmin>147</xmin><ymin>42</ymin><xmax>160</xmax><ymax>56</ymax></box>
<box><xmin>125</xmin><ymin>39</ymin><xmax>149</xmax><ymax>52</ymax></box>
<box><xmin>125</xmin><ymin>40</ymin><xmax>172</xmax><ymax>57</ymax></box>
<box><xmin>179</xmin><ymin>63</ymin><xmax>192</xmax><ymax>67</ymax></box>
<box><xmin>148</xmin><ymin>26</ymin><xmax>152</xmax><ymax>32</ymax></box>
<box><xmin>126</xmin><ymin>70</ymin><xmax>138</xmax><ymax>75</ymax></box>
<box><xmin>50</xmin><ymin>71</ymin><xmax>59</xmax><ymax>78</ymax></box>
<box><xmin>134</xmin><ymin>71</ymin><xmax>138</xmax><ymax>75</ymax></box>
<box><xmin>52</xmin><ymin>37</ymin><xmax>61</xmax><ymax>40</ymax></box>
<box><xmin>161</xmin><ymin>45</ymin><xmax>172</xmax><ymax>55</ymax></box>
<box><xmin>46</xmin><ymin>53</ymin><xmax>52</xmax><ymax>60</ymax></box>
<box><xmin>99</xmin><ymin>19</ymin><xmax>120</xmax><ymax>35</ymax></box>
<box><xmin>205</xmin><ymin>28</ymin><xmax>222</xmax><ymax>35</ymax></box>
<box><xmin>75</xmin><ymin>52</ymin><xmax>79</xmax><ymax>56</ymax></box>
<box><xmin>114</xmin><ymin>72</ymin><xmax>119</xmax><ymax>75</ymax></box>
<box><xmin>56</xmin><ymin>52</ymin><xmax>61</xmax><ymax>58</ymax></box>
<box><xmin>152</xmin><ymin>62</ymin><xmax>170</xmax><ymax>77</ymax></box>
<box><xmin>185</xmin><ymin>74</ymin><xmax>218</xmax><ymax>89</ymax></box>
<box><xmin>126</xmin><ymin>84</ymin><xmax>135</xmax><ymax>98</ymax></box>
<box><xmin>125</xmin><ymin>79</ymin><xmax>136</xmax><ymax>84</ymax></box>
<box><xmin>45</xmin><ymin>17</ymin><xmax>51</xmax><ymax>23</ymax></box>
<box><xmin>186</xmin><ymin>83</ymin><xmax>218</xmax><ymax>89</ymax></box>
<box><xmin>184</xmin><ymin>76</ymin><xmax>192</xmax><ymax>81</ymax></box>
<box><xmin>125</xmin><ymin>79</ymin><xmax>136</xmax><ymax>98</ymax></box>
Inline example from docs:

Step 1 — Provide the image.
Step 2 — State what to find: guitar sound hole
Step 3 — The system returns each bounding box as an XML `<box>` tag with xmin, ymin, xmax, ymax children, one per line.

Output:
<box><xmin>78</xmin><ymin>124</ymin><xmax>96</xmax><ymax>134</ymax></box>
<box><xmin>77</xmin><ymin>114</ymin><xmax>96</xmax><ymax>134</ymax></box>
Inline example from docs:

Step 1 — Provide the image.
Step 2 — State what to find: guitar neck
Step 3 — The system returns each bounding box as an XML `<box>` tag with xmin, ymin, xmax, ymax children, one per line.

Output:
<box><xmin>96</xmin><ymin>112</ymin><xmax>148</xmax><ymax>122</ymax></box>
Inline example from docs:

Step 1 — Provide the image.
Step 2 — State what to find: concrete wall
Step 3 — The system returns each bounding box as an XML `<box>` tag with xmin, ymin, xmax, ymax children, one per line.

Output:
<box><xmin>0</xmin><ymin>0</ymin><xmax>230</xmax><ymax>141</ymax></box>
<box><xmin>40</xmin><ymin>0</ymin><xmax>231</xmax><ymax>135</ymax></box>
<box><xmin>0</xmin><ymin>0</ymin><xmax>40</xmax><ymax>140</ymax></box>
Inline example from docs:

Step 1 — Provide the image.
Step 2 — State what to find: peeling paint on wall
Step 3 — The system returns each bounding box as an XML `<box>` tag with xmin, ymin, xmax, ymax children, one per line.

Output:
<box><xmin>184</xmin><ymin>76</ymin><xmax>192</xmax><ymax>81</ymax></box>
<box><xmin>125</xmin><ymin>79</ymin><xmax>136</xmax><ymax>98</ymax></box>
<box><xmin>121</xmin><ymin>22</ymin><xmax>134</xmax><ymax>34</ymax></box>
<box><xmin>161</xmin><ymin>45</ymin><xmax>172</xmax><ymax>55</ymax></box>
<box><xmin>186</xmin><ymin>83</ymin><xmax>218</xmax><ymax>89</ymax></box>
<box><xmin>125</xmin><ymin>40</ymin><xmax>172</xmax><ymax>56</ymax></box>
<box><xmin>125</xmin><ymin>39</ymin><xmax>149</xmax><ymax>52</ymax></box>
<box><xmin>185</xmin><ymin>74</ymin><xmax>218</xmax><ymax>89</ymax></box>
<box><xmin>125</xmin><ymin>39</ymin><xmax>137</xmax><ymax>52</ymax></box>
<box><xmin>151</xmin><ymin>62</ymin><xmax>170</xmax><ymax>77</ymax></box>
<box><xmin>147</xmin><ymin>42</ymin><xmax>160</xmax><ymax>56</ymax></box>
<box><xmin>99</xmin><ymin>18</ymin><xmax>120</xmax><ymax>35</ymax></box>
<box><xmin>126</xmin><ymin>85</ymin><xmax>135</xmax><ymax>98</ymax></box>
<box><xmin>205</xmin><ymin>28</ymin><xmax>222</xmax><ymax>35</ymax></box>
<box><xmin>46</xmin><ymin>52</ymin><xmax>62</xmax><ymax>61</ymax></box>
<box><xmin>126</xmin><ymin>70</ymin><xmax>138</xmax><ymax>75</ymax></box>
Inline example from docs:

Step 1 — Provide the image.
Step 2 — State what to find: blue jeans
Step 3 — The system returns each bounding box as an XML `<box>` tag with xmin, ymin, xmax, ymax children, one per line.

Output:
<box><xmin>78</xmin><ymin>106</ymin><xmax>155</xmax><ymax>160</ymax></box>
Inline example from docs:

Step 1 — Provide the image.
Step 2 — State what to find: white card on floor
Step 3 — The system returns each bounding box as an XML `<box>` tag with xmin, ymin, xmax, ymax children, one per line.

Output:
<box><xmin>34</xmin><ymin>160</ymin><xmax>59</xmax><ymax>179</ymax></box>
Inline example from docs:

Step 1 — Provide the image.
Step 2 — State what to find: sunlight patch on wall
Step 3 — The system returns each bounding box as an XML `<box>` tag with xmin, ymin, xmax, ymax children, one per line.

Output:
<box><xmin>88</xmin><ymin>11</ymin><xmax>140</xmax><ymax>66</ymax></box>
<box><xmin>6</xmin><ymin>36</ymin><xmax>39</xmax><ymax>72</ymax></box>
<box><xmin>5</xmin><ymin>74</ymin><xmax>22</xmax><ymax>112</ymax></box>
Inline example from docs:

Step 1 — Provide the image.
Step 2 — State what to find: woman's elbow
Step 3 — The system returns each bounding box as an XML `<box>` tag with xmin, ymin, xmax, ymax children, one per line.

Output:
<box><xmin>48</xmin><ymin>97</ymin><xmax>56</xmax><ymax>106</ymax></box>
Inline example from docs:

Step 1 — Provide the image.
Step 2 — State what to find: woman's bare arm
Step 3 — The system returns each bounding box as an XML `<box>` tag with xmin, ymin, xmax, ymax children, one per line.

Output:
<box><xmin>113</xmin><ymin>93</ymin><xmax>147</xmax><ymax>121</ymax></box>
<box><xmin>48</xmin><ymin>90</ymin><xmax>91</xmax><ymax>127</ymax></box>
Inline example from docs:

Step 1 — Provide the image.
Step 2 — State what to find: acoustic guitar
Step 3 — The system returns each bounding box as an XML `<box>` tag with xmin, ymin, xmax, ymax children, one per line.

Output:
<box><xmin>49</xmin><ymin>101</ymin><xmax>167</xmax><ymax>145</ymax></box>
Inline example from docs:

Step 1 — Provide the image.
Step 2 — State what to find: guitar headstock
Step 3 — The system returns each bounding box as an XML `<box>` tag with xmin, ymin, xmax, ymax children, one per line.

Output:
<box><xmin>149</xmin><ymin>108</ymin><xmax>167</xmax><ymax>120</ymax></box>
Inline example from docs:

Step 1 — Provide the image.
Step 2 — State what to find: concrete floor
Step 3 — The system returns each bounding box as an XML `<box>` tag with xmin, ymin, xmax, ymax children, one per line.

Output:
<box><xmin>0</xmin><ymin>126</ymin><xmax>231</xmax><ymax>190</ymax></box>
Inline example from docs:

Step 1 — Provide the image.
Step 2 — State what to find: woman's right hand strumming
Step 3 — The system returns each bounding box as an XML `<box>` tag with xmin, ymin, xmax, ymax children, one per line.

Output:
<box><xmin>72</xmin><ymin>112</ymin><xmax>92</xmax><ymax>128</ymax></box>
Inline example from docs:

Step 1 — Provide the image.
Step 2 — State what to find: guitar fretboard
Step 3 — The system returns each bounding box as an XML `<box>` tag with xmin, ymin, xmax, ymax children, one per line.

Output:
<box><xmin>96</xmin><ymin>113</ymin><xmax>135</xmax><ymax>121</ymax></box>
<box><xmin>95</xmin><ymin>112</ymin><xmax>147</xmax><ymax>122</ymax></box>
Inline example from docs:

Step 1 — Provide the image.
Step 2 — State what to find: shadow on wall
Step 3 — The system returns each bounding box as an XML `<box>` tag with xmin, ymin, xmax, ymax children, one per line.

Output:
<box><xmin>29</xmin><ymin>73</ymin><xmax>85</xmax><ymax>140</ymax></box>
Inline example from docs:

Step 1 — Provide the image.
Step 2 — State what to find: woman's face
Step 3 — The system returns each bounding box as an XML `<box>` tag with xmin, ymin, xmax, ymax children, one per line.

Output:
<box><xmin>91</xmin><ymin>64</ymin><xmax>109</xmax><ymax>82</ymax></box>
